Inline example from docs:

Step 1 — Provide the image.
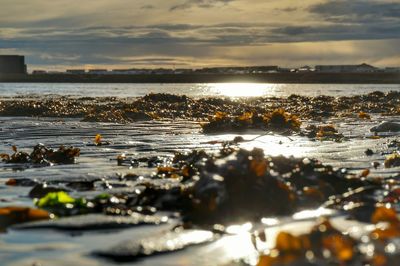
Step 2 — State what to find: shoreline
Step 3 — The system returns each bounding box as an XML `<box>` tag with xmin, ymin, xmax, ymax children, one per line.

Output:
<box><xmin>1</xmin><ymin>72</ymin><xmax>400</xmax><ymax>84</ymax></box>
<box><xmin>0</xmin><ymin>91</ymin><xmax>399</xmax><ymax>123</ymax></box>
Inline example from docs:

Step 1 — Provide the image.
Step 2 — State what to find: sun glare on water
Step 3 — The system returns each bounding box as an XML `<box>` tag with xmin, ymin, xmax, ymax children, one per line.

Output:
<box><xmin>209</xmin><ymin>83</ymin><xmax>281</xmax><ymax>97</ymax></box>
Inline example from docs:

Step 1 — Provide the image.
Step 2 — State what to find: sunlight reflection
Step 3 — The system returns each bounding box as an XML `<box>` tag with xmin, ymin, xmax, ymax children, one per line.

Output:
<box><xmin>239</xmin><ymin>135</ymin><xmax>311</xmax><ymax>158</ymax></box>
<box><xmin>209</xmin><ymin>234</ymin><xmax>259</xmax><ymax>264</ymax></box>
<box><xmin>226</xmin><ymin>222</ymin><xmax>253</xmax><ymax>234</ymax></box>
<box><xmin>292</xmin><ymin>207</ymin><xmax>334</xmax><ymax>220</ymax></box>
<box><xmin>209</xmin><ymin>83</ymin><xmax>281</xmax><ymax>97</ymax></box>
<box><xmin>261</xmin><ymin>218</ymin><xmax>279</xmax><ymax>226</ymax></box>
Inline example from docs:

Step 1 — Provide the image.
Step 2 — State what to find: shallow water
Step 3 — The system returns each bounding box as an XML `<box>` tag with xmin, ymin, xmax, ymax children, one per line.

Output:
<box><xmin>1</xmin><ymin>113</ymin><xmax>400</xmax><ymax>265</ymax></box>
<box><xmin>1</xmin><ymin>82</ymin><xmax>400</xmax><ymax>98</ymax></box>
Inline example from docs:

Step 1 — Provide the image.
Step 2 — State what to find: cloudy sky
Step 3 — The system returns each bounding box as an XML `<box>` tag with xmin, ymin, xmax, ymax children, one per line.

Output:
<box><xmin>0</xmin><ymin>0</ymin><xmax>399</xmax><ymax>70</ymax></box>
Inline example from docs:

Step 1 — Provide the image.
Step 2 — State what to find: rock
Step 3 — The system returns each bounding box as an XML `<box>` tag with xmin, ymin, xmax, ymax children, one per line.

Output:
<box><xmin>365</xmin><ymin>149</ymin><xmax>374</xmax><ymax>156</ymax></box>
<box><xmin>28</xmin><ymin>183</ymin><xmax>68</xmax><ymax>199</ymax></box>
<box><xmin>370</xmin><ymin>121</ymin><xmax>400</xmax><ymax>132</ymax></box>
<box><xmin>94</xmin><ymin>229</ymin><xmax>214</xmax><ymax>262</ymax></box>
<box><xmin>5</xmin><ymin>178</ymin><xmax>38</xmax><ymax>187</ymax></box>
<box><xmin>13</xmin><ymin>213</ymin><xmax>168</xmax><ymax>231</ymax></box>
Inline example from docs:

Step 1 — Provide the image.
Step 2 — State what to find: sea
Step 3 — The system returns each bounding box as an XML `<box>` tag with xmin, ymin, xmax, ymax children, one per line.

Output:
<box><xmin>0</xmin><ymin>82</ymin><xmax>399</xmax><ymax>98</ymax></box>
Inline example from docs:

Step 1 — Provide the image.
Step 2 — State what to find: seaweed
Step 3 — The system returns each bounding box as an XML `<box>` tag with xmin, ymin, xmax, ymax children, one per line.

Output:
<box><xmin>384</xmin><ymin>152</ymin><xmax>400</xmax><ymax>168</ymax></box>
<box><xmin>0</xmin><ymin>144</ymin><xmax>80</xmax><ymax>165</ymax></box>
<box><xmin>263</xmin><ymin>108</ymin><xmax>301</xmax><ymax>131</ymax></box>
<box><xmin>112</xmin><ymin>147</ymin><xmax>369</xmax><ymax>225</ymax></box>
<box><xmin>1</xmin><ymin>91</ymin><xmax>400</xmax><ymax>123</ymax></box>
<box><xmin>202</xmin><ymin>109</ymin><xmax>301</xmax><ymax>134</ymax></box>
<box><xmin>0</xmin><ymin>206</ymin><xmax>51</xmax><ymax>232</ymax></box>
<box><xmin>304</xmin><ymin>124</ymin><xmax>345</xmax><ymax>141</ymax></box>
<box><xmin>257</xmin><ymin>207</ymin><xmax>400</xmax><ymax>266</ymax></box>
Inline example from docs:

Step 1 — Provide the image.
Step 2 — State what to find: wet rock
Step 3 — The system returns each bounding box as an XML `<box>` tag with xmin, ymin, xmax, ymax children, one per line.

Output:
<box><xmin>65</xmin><ymin>180</ymin><xmax>97</xmax><ymax>191</ymax></box>
<box><xmin>372</xmin><ymin>161</ymin><xmax>380</xmax><ymax>169</ymax></box>
<box><xmin>13</xmin><ymin>213</ymin><xmax>168</xmax><ymax>231</ymax></box>
<box><xmin>94</xmin><ymin>228</ymin><xmax>214</xmax><ymax>262</ymax></box>
<box><xmin>28</xmin><ymin>184</ymin><xmax>68</xmax><ymax>199</ymax></box>
<box><xmin>5</xmin><ymin>178</ymin><xmax>38</xmax><ymax>187</ymax></box>
<box><xmin>388</xmin><ymin>139</ymin><xmax>400</xmax><ymax>148</ymax></box>
<box><xmin>370</xmin><ymin>121</ymin><xmax>400</xmax><ymax>133</ymax></box>
<box><xmin>365</xmin><ymin>149</ymin><xmax>374</xmax><ymax>156</ymax></box>
<box><xmin>116</xmin><ymin>154</ymin><xmax>139</xmax><ymax>167</ymax></box>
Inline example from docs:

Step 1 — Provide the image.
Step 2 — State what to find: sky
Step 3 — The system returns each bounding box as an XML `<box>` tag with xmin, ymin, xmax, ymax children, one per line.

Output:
<box><xmin>0</xmin><ymin>0</ymin><xmax>399</xmax><ymax>70</ymax></box>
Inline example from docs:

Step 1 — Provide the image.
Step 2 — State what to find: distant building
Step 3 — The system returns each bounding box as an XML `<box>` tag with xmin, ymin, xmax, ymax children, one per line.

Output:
<box><xmin>250</xmin><ymin>66</ymin><xmax>280</xmax><ymax>73</ymax></box>
<box><xmin>194</xmin><ymin>66</ymin><xmax>280</xmax><ymax>74</ymax></box>
<box><xmin>315</xmin><ymin>63</ymin><xmax>377</xmax><ymax>73</ymax></box>
<box><xmin>0</xmin><ymin>55</ymin><xmax>27</xmax><ymax>74</ymax></box>
<box><xmin>174</xmin><ymin>68</ymin><xmax>193</xmax><ymax>74</ymax></box>
<box><xmin>151</xmin><ymin>68</ymin><xmax>175</xmax><ymax>75</ymax></box>
<box><xmin>87</xmin><ymin>69</ymin><xmax>108</xmax><ymax>74</ymax></box>
<box><xmin>47</xmin><ymin>71</ymin><xmax>63</xmax><ymax>74</ymax></box>
<box><xmin>297</xmin><ymin>65</ymin><xmax>314</xmax><ymax>73</ymax></box>
<box><xmin>32</xmin><ymin>70</ymin><xmax>47</xmax><ymax>75</ymax></box>
<box><xmin>385</xmin><ymin>67</ymin><xmax>400</xmax><ymax>73</ymax></box>
<box><xmin>110</xmin><ymin>69</ymin><xmax>139</xmax><ymax>74</ymax></box>
<box><xmin>66</xmin><ymin>69</ymin><xmax>86</xmax><ymax>74</ymax></box>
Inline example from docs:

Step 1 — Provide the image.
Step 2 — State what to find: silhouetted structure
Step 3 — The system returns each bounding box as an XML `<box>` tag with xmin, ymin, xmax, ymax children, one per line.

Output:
<box><xmin>315</xmin><ymin>63</ymin><xmax>377</xmax><ymax>73</ymax></box>
<box><xmin>0</xmin><ymin>55</ymin><xmax>27</xmax><ymax>74</ymax></box>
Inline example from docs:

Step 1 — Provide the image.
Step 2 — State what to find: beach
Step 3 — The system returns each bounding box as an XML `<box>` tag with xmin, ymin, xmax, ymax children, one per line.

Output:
<box><xmin>1</xmin><ymin>84</ymin><xmax>400</xmax><ymax>265</ymax></box>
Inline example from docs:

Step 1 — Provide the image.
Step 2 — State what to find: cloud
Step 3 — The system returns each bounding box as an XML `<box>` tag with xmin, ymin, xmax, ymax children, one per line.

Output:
<box><xmin>309</xmin><ymin>0</ymin><xmax>400</xmax><ymax>23</ymax></box>
<box><xmin>276</xmin><ymin>7</ymin><xmax>299</xmax><ymax>12</ymax></box>
<box><xmin>273</xmin><ymin>24</ymin><xmax>400</xmax><ymax>42</ymax></box>
<box><xmin>0</xmin><ymin>0</ymin><xmax>399</xmax><ymax>69</ymax></box>
<box><xmin>170</xmin><ymin>0</ymin><xmax>235</xmax><ymax>11</ymax></box>
<box><xmin>141</xmin><ymin>4</ymin><xmax>155</xmax><ymax>9</ymax></box>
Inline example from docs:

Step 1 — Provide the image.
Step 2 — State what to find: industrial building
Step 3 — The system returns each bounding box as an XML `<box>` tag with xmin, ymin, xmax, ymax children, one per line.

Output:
<box><xmin>315</xmin><ymin>63</ymin><xmax>377</xmax><ymax>73</ymax></box>
<box><xmin>0</xmin><ymin>55</ymin><xmax>27</xmax><ymax>74</ymax></box>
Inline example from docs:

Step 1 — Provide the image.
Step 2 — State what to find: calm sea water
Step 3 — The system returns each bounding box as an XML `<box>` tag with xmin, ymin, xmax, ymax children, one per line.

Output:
<box><xmin>0</xmin><ymin>83</ymin><xmax>399</xmax><ymax>98</ymax></box>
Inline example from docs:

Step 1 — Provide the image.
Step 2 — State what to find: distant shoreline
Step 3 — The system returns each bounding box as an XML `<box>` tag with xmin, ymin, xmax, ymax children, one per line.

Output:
<box><xmin>1</xmin><ymin>72</ymin><xmax>400</xmax><ymax>84</ymax></box>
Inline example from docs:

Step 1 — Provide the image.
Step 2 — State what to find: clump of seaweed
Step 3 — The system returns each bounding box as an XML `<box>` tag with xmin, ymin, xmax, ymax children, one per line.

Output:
<box><xmin>257</xmin><ymin>219</ymin><xmax>357</xmax><ymax>265</ymax></box>
<box><xmin>358</xmin><ymin>111</ymin><xmax>371</xmax><ymax>120</ymax></box>
<box><xmin>0</xmin><ymin>206</ymin><xmax>51</xmax><ymax>232</ymax></box>
<box><xmin>0</xmin><ymin>144</ymin><xmax>80</xmax><ymax>165</ymax></box>
<box><xmin>304</xmin><ymin>124</ymin><xmax>345</xmax><ymax>141</ymax></box>
<box><xmin>256</xmin><ymin>206</ymin><xmax>400</xmax><ymax>266</ymax></box>
<box><xmin>116</xmin><ymin>147</ymin><xmax>366</xmax><ymax>224</ymax></box>
<box><xmin>90</xmin><ymin>134</ymin><xmax>110</xmax><ymax>146</ymax></box>
<box><xmin>263</xmin><ymin>108</ymin><xmax>301</xmax><ymax>131</ymax></box>
<box><xmin>384</xmin><ymin>152</ymin><xmax>400</xmax><ymax>168</ymax></box>
<box><xmin>202</xmin><ymin>108</ymin><xmax>301</xmax><ymax>134</ymax></box>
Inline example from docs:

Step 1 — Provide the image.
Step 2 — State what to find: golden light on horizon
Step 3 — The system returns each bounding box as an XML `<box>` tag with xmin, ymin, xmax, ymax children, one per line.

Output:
<box><xmin>208</xmin><ymin>83</ymin><xmax>282</xmax><ymax>97</ymax></box>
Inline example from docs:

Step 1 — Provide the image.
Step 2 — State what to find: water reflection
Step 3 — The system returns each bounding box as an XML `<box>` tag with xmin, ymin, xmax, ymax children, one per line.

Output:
<box><xmin>239</xmin><ymin>135</ymin><xmax>311</xmax><ymax>158</ymax></box>
<box><xmin>292</xmin><ymin>207</ymin><xmax>334</xmax><ymax>220</ymax></box>
<box><xmin>208</xmin><ymin>83</ymin><xmax>281</xmax><ymax>97</ymax></box>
